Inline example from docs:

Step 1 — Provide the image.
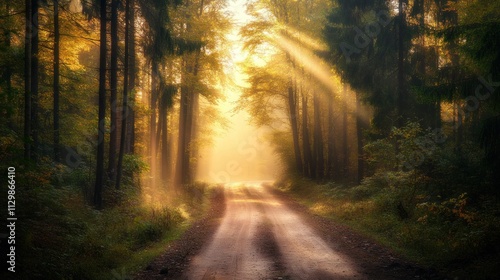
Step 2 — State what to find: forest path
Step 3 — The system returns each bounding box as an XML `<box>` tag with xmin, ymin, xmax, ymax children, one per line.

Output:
<box><xmin>135</xmin><ymin>182</ymin><xmax>443</xmax><ymax>280</ymax></box>
<box><xmin>184</xmin><ymin>182</ymin><xmax>365</xmax><ymax>279</ymax></box>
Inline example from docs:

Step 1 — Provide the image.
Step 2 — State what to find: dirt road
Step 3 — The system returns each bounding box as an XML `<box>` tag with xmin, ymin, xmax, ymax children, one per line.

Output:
<box><xmin>136</xmin><ymin>182</ymin><xmax>443</xmax><ymax>280</ymax></box>
<box><xmin>185</xmin><ymin>182</ymin><xmax>366</xmax><ymax>279</ymax></box>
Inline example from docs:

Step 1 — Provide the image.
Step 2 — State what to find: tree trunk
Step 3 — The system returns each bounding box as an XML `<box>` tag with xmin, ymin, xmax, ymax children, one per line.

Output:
<box><xmin>160</xmin><ymin>98</ymin><xmax>169</xmax><ymax>183</ymax></box>
<box><xmin>125</xmin><ymin>0</ymin><xmax>136</xmax><ymax>155</ymax></box>
<box><xmin>175</xmin><ymin>85</ymin><xmax>188</xmax><ymax>186</ymax></box>
<box><xmin>94</xmin><ymin>0</ymin><xmax>107</xmax><ymax>209</ymax></box>
<box><xmin>150</xmin><ymin>61</ymin><xmax>159</xmax><ymax>179</ymax></box>
<box><xmin>108</xmin><ymin>0</ymin><xmax>119</xmax><ymax>181</ymax></box>
<box><xmin>397</xmin><ymin>0</ymin><xmax>407</xmax><ymax>127</ymax></box>
<box><xmin>342</xmin><ymin>83</ymin><xmax>348</xmax><ymax>179</ymax></box>
<box><xmin>288</xmin><ymin>82</ymin><xmax>302</xmax><ymax>173</ymax></box>
<box><xmin>302</xmin><ymin>94</ymin><xmax>313</xmax><ymax>178</ymax></box>
<box><xmin>313</xmin><ymin>90</ymin><xmax>324</xmax><ymax>179</ymax></box>
<box><xmin>183</xmin><ymin>89</ymin><xmax>192</xmax><ymax>185</ymax></box>
<box><xmin>53</xmin><ymin>0</ymin><xmax>60</xmax><ymax>162</ymax></box>
<box><xmin>176</xmin><ymin>58</ymin><xmax>189</xmax><ymax>187</ymax></box>
<box><xmin>116</xmin><ymin>0</ymin><xmax>131</xmax><ymax>190</ymax></box>
<box><xmin>155</xmin><ymin>83</ymin><xmax>163</xmax><ymax>153</ymax></box>
<box><xmin>3</xmin><ymin>2</ymin><xmax>14</xmax><ymax>129</ymax></box>
<box><xmin>31</xmin><ymin>0</ymin><xmax>39</xmax><ymax>160</ymax></box>
<box><xmin>185</xmin><ymin>51</ymin><xmax>201</xmax><ymax>183</ymax></box>
<box><xmin>190</xmin><ymin>81</ymin><xmax>200</xmax><ymax>180</ymax></box>
<box><xmin>327</xmin><ymin>93</ymin><xmax>335</xmax><ymax>179</ymax></box>
<box><xmin>24</xmin><ymin>0</ymin><xmax>32</xmax><ymax>160</ymax></box>
<box><xmin>355</xmin><ymin>92</ymin><xmax>364</xmax><ymax>184</ymax></box>
<box><xmin>176</xmin><ymin>48</ymin><xmax>201</xmax><ymax>186</ymax></box>
<box><xmin>449</xmin><ymin>4</ymin><xmax>461</xmax><ymax>154</ymax></box>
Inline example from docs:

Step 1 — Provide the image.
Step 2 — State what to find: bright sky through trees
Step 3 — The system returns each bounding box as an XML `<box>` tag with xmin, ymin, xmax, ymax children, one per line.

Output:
<box><xmin>196</xmin><ymin>0</ymin><xmax>281</xmax><ymax>183</ymax></box>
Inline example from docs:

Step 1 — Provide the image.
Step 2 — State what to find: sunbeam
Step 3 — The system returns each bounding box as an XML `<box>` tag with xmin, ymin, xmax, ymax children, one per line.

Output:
<box><xmin>268</xmin><ymin>32</ymin><xmax>371</xmax><ymax>124</ymax></box>
<box><xmin>195</xmin><ymin>0</ymin><xmax>282</xmax><ymax>184</ymax></box>
<box><xmin>272</xmin><ymin>33</ymin><xmax>338</xmax><ymax>93</ymax></box>
<box><xmin>278</xmin><ymin>25</ymin><xmax>328</xmax><ymax>52</ymax></box>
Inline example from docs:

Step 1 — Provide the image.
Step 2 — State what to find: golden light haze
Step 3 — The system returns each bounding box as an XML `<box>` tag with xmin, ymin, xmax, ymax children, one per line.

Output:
<box><xmin>196</xmin><ymin>0</ymin><xmax>282</xmax><ymax>183</ymax></box>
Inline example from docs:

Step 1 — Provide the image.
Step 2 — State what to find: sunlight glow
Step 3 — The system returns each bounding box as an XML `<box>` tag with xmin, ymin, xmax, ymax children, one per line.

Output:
<box><xmin>196</xmin><ymin>0</ymin><xmax>281</xmax><ymax>184</ymax></box>
<box><xmin>272</xmin><ymin>33</ymin><xmax>338</xmax><ymax>94</ymax></box>
<box><xmin>279</xmin><ymin>25</ymin><xmax>328</xmax><ymax>52</ymax></box>
<box><xmin>231</xmin><ymin>199</ymin><xmax>282</xmax><ymax>206</ymax></box>
<box><xmin>268</xmin><ymin>32</ymin><xmax>371</xmax><ymax>124</ymax></box>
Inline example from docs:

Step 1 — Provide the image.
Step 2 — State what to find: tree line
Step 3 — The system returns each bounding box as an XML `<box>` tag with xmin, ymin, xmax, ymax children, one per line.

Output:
<box><xmin>0</xmin><ymin>0</ymin><xmax>227</xmax><ymax>208</ymax></box>
<box><xmin>240</xmin><ymin>0</ymin><xmax>499</xmax><ymax>197</ymax></box>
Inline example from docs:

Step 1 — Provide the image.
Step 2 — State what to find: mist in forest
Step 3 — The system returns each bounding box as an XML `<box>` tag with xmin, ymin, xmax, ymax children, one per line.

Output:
<box><xmin>195</xmin><ymin>0</ymin><xmax>281</xmax><ymax>184</ymax></box>
<box><xmin>196</xmin><ymin>100</ymin><xmax>281</xmax><ymax>184</ymax></box>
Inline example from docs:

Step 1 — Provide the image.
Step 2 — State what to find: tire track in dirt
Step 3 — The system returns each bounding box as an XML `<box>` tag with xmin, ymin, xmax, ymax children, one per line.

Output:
<box><xmin>184</xmin><ymin>184</ymin><xmax>274</xmax><ymax>279</ymax></box>
<box><xmin>183</xmin><ymin>182</ymin><xmax>366</xmax><ymax>279</ymax></box>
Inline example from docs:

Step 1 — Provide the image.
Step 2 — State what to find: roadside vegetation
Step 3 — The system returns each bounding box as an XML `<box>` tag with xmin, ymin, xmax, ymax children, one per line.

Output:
<box><xmin>0</xmin><ymin>0</ymin><xmax>227</xmax><ymax>278</ymax></box>
<box><xmin>278</xmin><ymin>124</ymin><xmax>500</xmax><ymax>280</ymax></box>
<box><xmin>0</xmin><ymin>154</ymin><xmax>214</xmax><ymax>280</ymax></box>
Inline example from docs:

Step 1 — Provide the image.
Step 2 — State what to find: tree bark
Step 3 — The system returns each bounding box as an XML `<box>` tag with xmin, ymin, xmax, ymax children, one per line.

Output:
<box><xmin>2</xmin><ymin>2</ymin><xmax>14</xmax><ymax>129</ymax></box>
<box><xmin>24</xmin><ymin>0</ymin><xmax>32</xmax><ymax>160</ymax></box>
<box><xmin>190</xmin><ymin>84</ymin><xmax>199</xmax><ymax>180</ymax></box>
<box><xmin>449</xmin><ymin>3</ymin><xmax>461</xmax><ymax>153</ymax></box>
<box><xmin>125</xmin><ymin>0</ymin><xmax>136</xmax><ymax>155</ymax></box>
<box><xmin>288</xmin><ymin>82</ymin><xmax>302</xmax><ymax>173</ymax></box>
<box><xmin>94</xmin><ymin>0</ymin><xmax>107</xmax><ymax>209</ymax></box>
<box><xmin>342</xmin><ymin>83</ymin><xmax>348</xmax><ymax>179</ymax></box>
<box><xmin>160</xmin><ymin>96</ymin><xmax>169</xmax><ymax>182</ymax></box>
<box><xmin>175</xmin><ymin>1</ymin><xmax>205</xmax><ymax>186</ymax></box>
<box><xmin>31</xmin><ymin>0</ymin><xmax>39</xmax><ymax>160</ymax></box>
<box><xmin>108</xmin><ymin>0</ymin><xmax>119</xmax><ymax>181</ymax></box>
<box><xmin>53</xmin><ymin>0</ymin><xmax>60</xmax><ymax>162</ymax></box>
<box><xmin>176</xmin><ymin>64</ymin><xmax>189</xmax><ymax>187</ymax></box>
<box><xmin>185</xmin><ymin>51</ymin><xmax>201</xmax><ymax>183</ymax></box>
<box><xmin>313</xmin><ymin>90</ymin><xmax>324</xmax><ymax>179</ymax></box>
<box><xmin>355</xmin><ymin>91</ymin><xmax>364</xmax><ymax>184</ymax></box>
<box><xmin>302</xmin><ymin>94</ymin><xmax>313</xmax><ymax>178</ymax></box>
<box><xmin>116</xmin><ymin>0</ymin><xmax>131</xmax><ymax>190</ymax></box>
<box><xmin>327</xmin><ymin>93</ymin><xmax>335</xmax><ymax>179</ymax></box>
<box><xmin>397</xmin><ymin>0</ymin><xmax>407</xmax><ymax>127</ymax></box>
<box><xmin>150</xmin><ymin>61</ymin><xmax>159</xmax><ymax>178</ymax></box>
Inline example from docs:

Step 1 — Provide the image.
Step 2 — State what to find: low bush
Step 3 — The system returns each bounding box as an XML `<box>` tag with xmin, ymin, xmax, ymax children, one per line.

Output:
<box><xmin>284</xmin><ymin>176</ymin><xmax>500</xmax><ymax>279</ymax></box>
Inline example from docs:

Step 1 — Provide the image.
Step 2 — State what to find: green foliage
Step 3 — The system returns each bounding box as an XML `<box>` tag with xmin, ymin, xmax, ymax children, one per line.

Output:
<box><xmin>324</xmin><ymin>0</ymin><xmax>399</xmax><ymax>133</ymax></box>
<box><xmin>364</xmin><ymin>122</ymin><xmax>439</xmax><ymax>172</ymax></box>
<box><xmin>362</xmin><ymin>121</ymin><xmax>491</xmax><ymax>210</ymax></box>
<box><xmin>123</xmin><ymin>154</ymin><xmax>149</xmax><ymax>176</ymax></box>
<box><xmin>284</xmin><ymin>176</ymin><xmax>500</xmax><ymax>278</ymax></box>
<box><xmin>132</xmin><ymin>207</ymin><xmax>183</xmax><ymax>248</ymax></box>
<box><xmin>363</xmin><ymin>139</ymin><xmax>397</xmax><ymax>172</ymax></box>
<box><xmin>282</xmin><ymin>117</ymin><xmax>499</xmax><ymax>277</ymax></box>
<box><xmin>0</xmin><ymin>163</ymin><xmax>219</xmax><ymax>279</ymax></box>
<box><xmin>19</xmin><ymin>186</ymin><xmax>184</xmax><ymax>279</ymax></box>
<box><xmin>417</xmin><ymin>193</ymin><xmax>475</xmax><ymax>224</ymax></box>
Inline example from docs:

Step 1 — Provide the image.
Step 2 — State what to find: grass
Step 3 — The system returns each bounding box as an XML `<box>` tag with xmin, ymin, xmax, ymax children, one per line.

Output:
<box><xmin>117</xmin><ymin>223</ymin><xmax>189</xmax><ymax>278</ymax></box>
<box><xmin>277</xmin><ymin>176</ymin><xmax>500</xmax><ymax>280</ymax></box>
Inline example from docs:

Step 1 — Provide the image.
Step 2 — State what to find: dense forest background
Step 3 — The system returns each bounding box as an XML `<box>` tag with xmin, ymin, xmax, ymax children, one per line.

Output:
<box><xmin>0</xmin><ymin>0</ymin><xmax>499</xmax><ymax>278</ymax></box>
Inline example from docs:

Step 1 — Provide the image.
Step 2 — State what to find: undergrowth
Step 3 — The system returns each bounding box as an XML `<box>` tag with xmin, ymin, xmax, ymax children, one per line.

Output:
<box><xmin>278</xmin><ymin>175</ymin><xmax>500</xmax><ymax>280</ymax></box>
<box><xmin>0</xmin><ymin>158</ymin><xmax>212</xmax><ymax>280</ymax></box>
